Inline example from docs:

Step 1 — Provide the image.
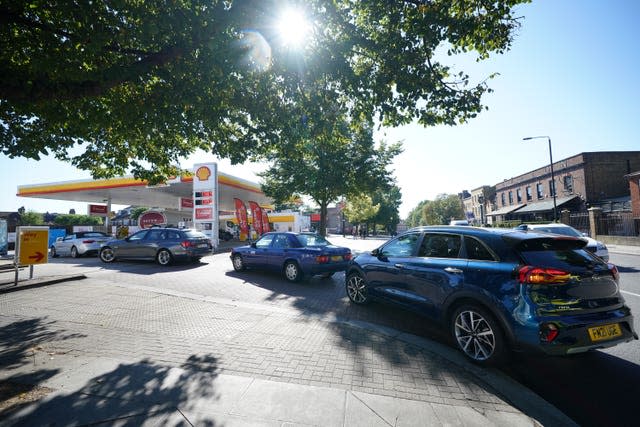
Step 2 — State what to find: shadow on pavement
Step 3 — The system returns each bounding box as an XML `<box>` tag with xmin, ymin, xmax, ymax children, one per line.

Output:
<box><xmin>0</xmin><ymin>318</ymin><xmax>86</xmax><ymax>371</ymax></box>
<box><xmin>4</xmin><ymin>358</ymin><xmax>222</xmax><ymax>426</ymax></box>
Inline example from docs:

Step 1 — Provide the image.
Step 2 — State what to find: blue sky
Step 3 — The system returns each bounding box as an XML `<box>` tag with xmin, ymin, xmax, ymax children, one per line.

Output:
<box><xmin>2</xmin><ymin>0</ymin><xmax>639</xmax><ymax>218</ymax></box>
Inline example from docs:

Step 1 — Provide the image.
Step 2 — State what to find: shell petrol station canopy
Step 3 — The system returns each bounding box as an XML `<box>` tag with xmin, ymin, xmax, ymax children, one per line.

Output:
<box><xmin>16</xmin><ymin>168</ymin><xmax>272</xmax><ymax>214</ymax></box>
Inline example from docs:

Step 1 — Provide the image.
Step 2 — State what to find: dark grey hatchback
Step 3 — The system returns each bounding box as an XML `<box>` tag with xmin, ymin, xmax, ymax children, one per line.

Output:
<box><xmin>100</xmin><ymin>227</ymin><xmax>212</xmax><ymax>265</ymax></box>
<box><xmin>345</xmin><ymin>226</ymin><xmax>637</xmax><ymax>365</ymax></box>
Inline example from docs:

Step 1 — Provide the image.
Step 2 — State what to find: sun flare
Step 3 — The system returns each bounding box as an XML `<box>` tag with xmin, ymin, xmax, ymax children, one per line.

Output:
<box><xmin>276</xmin><ymin>8</ymin><xmax>312</xmax><ymax>49</ymax></box>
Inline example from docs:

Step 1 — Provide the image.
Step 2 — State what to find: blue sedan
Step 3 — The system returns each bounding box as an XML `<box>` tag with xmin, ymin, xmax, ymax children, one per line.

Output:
<box><xmin>230</xmin><ymin>232</ymin><xmax>352</xmax><ymax>282</ymax></box>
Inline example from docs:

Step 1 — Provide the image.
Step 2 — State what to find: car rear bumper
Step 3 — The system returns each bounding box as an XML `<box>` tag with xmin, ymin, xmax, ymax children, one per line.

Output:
<box><xmin>521</xmin><ymin>306</ymin><xmax>637</xmax><ymax>356</ymax></box>
<box><xmin>307</xmin><ymin>262</ymin><xmax>350</xmax><ymax>276</ymax></box>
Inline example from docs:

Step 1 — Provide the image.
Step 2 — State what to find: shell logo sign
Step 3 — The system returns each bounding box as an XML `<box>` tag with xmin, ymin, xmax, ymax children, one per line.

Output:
<box><xmin>195</xmin><ymin>166</ymin><xmax>212</xmax><ymax>182</ymax></box>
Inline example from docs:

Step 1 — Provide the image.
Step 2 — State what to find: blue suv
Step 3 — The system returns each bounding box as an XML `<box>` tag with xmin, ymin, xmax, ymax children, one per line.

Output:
<box><xmin>345</xmin><ymin>226</ymin><xmax>637</xmax><ymax>365</ymax></box>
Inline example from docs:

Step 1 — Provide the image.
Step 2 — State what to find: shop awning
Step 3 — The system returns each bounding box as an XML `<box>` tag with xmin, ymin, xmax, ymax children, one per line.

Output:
<box><xmin>513</xmin><ymin>195</ymin><xmax>580</xmax><ymax>214</ymax></box>
<box><xmin>486</xmin><ymin>204</ymin><xmax>526</xmax><ymax>217</ymax></box>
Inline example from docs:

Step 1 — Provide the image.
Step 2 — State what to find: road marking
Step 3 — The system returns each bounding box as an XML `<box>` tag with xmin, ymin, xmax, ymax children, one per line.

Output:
<box><xmin>621</xmin><ymin>290</ymin><xmax>640</xmax><ymax>298</ymax></box>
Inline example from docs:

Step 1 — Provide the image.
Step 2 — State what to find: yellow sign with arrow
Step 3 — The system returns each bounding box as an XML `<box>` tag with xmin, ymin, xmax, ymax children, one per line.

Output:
<box><xmin>16</xmin><ymin>226</ymin><xmax>49</xmax><ymax>265</ymax></box>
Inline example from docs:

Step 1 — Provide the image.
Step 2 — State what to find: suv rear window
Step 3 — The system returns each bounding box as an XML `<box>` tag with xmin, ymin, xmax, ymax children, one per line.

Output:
<box><xmin>516</xmin><ymin>238</ymin><xmax>605</xmax><ymax>270</ymax></box>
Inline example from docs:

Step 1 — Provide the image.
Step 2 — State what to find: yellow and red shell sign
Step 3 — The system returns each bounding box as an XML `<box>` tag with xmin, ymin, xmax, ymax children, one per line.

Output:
<box><xmin>195</xmin><ymin>166</ymin><xmax>212</xmax><ymax>182</ymax></box>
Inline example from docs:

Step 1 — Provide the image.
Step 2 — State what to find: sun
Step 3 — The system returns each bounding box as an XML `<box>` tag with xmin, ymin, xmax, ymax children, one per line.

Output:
<box><xmin>276</xmin><ymin>8</ymin><xmax>312</xmax><ymax>49</ymax></box>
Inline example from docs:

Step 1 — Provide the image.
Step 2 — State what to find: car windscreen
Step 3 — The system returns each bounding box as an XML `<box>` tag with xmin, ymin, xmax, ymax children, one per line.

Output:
<box><xmin>515</xmin><ymin>238</ymin><xmax>605</xmax><ymax>270</ymax></box>
<box><xmin>296</xmin><ymin>234</ymin><xmax>329</xmax><ymax>247</ymax></box>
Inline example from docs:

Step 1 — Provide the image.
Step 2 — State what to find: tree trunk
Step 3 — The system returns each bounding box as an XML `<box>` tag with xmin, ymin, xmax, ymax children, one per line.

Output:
<box><xmin>319</xmin><ymin>202</ymin><xmax>328</xmax><ymax>236</ymax></box>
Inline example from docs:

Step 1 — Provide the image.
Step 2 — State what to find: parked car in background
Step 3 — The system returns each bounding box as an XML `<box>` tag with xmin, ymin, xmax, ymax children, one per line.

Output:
<box><xmin>230</xmin><ymin>232</ymin><xmax>352</xmax><ymax>282</ymax></box>
<box><xmin>518</xmin><ymin>223</ymin><xmax>609</xmax><ymax>262</ymax></box>
<box><xmin>449</xmin><ymin>219</ymin><xmax>470</xmax><ymax>226</ymax></box>
<box><xmin>219</xmin><ymin>229</ymin><xmax>234</xmax><ymax>241</ymax></box>
<box><xmin>345</xmin><ymin>226</ymin><xmax>636</xmax><ymax>366</ymax></box>
<box><xmin>50</xmin><ymin>231</ymin><xmax>111</xmax><ymax>258</ymax></box>
<box><xmin>99</xmin><ymin>227</ymin><xmax>211</xmax><ymax>265</ymax></box>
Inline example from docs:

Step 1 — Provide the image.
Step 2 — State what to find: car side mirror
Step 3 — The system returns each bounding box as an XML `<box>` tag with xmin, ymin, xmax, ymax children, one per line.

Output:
<box><xmin>56</xmin><ymin>237</ymin><xmax>63</xmax><ymax>242</ymax></box>
<box><xmin>250</xmin><ymin>242</ymin><xmax>257</xmax><ymax>248</ymax></box>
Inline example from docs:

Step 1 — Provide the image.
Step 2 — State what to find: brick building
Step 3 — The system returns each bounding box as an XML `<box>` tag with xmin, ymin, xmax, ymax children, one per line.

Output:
<box><xmin>487</xmin><ymin>151</ymin><xmax>640</xmax><ymax>222</ymax></box>
<box><xmin>626</xmin><ymin>170</ymin><xmax>640</xmax><ymax>233</ymax></box>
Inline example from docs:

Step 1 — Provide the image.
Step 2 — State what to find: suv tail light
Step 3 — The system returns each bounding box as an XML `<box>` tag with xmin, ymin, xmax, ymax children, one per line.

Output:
<box><xmin>540</xmin><ymin>323</ymin><xmax>559</xmax><ymax>343</ymax></box>
<box><xmin>344</xmin><ymin>253</ymin><xmax>352</xmax><ymax>261</ymax></box>
<box><xmin>181</xmin><ymin>240</ymin><xmax>195</xmax><ymax>248</ymax></box>
<box><xmin>518</xmin><ymin>266</ymin><xmax>570</xmax><ymax>285</ymax></box>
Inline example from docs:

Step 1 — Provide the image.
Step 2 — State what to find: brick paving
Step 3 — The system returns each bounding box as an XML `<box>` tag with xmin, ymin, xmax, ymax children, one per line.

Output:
<box><xmin>0</xmin><ymin>279</ymin><xmax>518</xmax><ymax>415</ymax></box>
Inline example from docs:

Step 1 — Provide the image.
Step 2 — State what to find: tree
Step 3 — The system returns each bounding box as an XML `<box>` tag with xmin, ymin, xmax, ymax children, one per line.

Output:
<box><xmin>130</xmin><ymin>207</ymin><xmax>149</xmax><ymax>221</ymax></box>
<box><xmin>20</xmin><ymin>211</ymin><xmax>43</xmax><ymax>225</ymax></box>
<box><xmin>406</xmin><ymin>200</ymin><xmax>430</xmax><ymax>227</ymax></box>
<box><xmin>1</xmin><ymin>1</ymin><xmax>528</xmax><ymax>182</ymax></box>
<box><xmin>54</xmin><ymin>214</ymin><xmax>103</xmax><ymax>227</ymax></box>
<box><xmin>422</xmin><ymin>194</ymin><xmax>464</xmax><ymax>225</ymax></box>
<box><xmin>259</xmin><ymin>113</ymin><xmax>401</xmax><ymax>235</ymax></box>
<box><xmin>343</xmin><ymin>194</ymin><xmax>380</xmax><ymax>236</ymax></box>
<box><xmin>371</xmin><ymin>184</ymin><xmax>402</xmax><ymax>234</ymax></box>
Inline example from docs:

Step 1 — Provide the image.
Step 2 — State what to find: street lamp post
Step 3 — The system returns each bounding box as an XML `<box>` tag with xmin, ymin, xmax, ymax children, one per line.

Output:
<box><xmin>523</xmin><ymin>136</ymin><xmax>558</xmax><ymax>222</ymax></box>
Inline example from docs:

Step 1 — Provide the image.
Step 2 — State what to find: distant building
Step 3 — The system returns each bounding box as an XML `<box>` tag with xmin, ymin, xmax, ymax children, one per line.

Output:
<box><xmin>626</xmin><ymin>170</ymin><xmax>640</xmax><ymax>234</ymax></box>
<box><xmin>487</xmin><ymin>151</ymin><xmax>640</xmax><ymax>222</ymax></box>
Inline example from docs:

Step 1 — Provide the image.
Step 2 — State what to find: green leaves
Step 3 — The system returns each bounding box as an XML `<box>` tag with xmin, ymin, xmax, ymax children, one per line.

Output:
<box><xmin>1</xmin><ymin>0</ymin><xmax>528</xmax><ymax>182</ymax></box>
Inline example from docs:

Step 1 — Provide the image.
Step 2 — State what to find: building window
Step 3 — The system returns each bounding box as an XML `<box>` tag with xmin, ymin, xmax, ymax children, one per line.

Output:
<box><xmin>526</xmin><ymin>186</ymin><xmax>532</xmax><ymax>201</ymax></box>
<box><xmin>501</xmin><ymin>193</ymin><xmax>506</xmax><ymax>206</ymax></box>
<box><xmin>549</xmin><ymin>180</ymin><xmax>556</xmax><ymax>197</ymax></box>
<box><xmin>563</xmin><ymin>175</ymin><xmax>573</xmax><ymax>192</ymax></box>
<box><xmin>516</xmin><ymin>189</ymin><xmax>522</xmax><ymax>203</ymax></box>
<box><xmin>508</xmin><ymin>191</ymin><xmax>513</xmax><ymax>204</ymax></box>
<box><xmin>536</xmin><ymin>183</ymin><xmax>544</xmax><ymax>199</ymax></box>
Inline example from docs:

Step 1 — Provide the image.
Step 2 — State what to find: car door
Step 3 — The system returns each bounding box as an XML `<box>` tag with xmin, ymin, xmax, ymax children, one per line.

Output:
<box><xmin>58</xmin><ymin>234</ymin><xmax>75</xmax><ymax>256</ymax></box>
<box><xmin>243</xmin><ymin>233</ymin><xmax>275</xmax><ymax>268</ymax></box>
<box><xmin>402</xmin><ymin>232</ymin><xmax>468</xmax><ymax>318</ymax></box>
<box><xmin>268</xmin><ymin>234</ymin><xmax>295</xmax><ymax>271</ymax></box>
<box><xmin>139</xmin><ymin>229</ymin><xmax>165</xmax><ymax>259</ymax></box>
<box><xmin>117</xmin><ymin>230</ymin><xmax>149</xmax><ymax>258</ymax></box>
<box><xmin>362</xmin><ymin>232</ymin><xmax>421</xmax><ymax>304</ymax></box>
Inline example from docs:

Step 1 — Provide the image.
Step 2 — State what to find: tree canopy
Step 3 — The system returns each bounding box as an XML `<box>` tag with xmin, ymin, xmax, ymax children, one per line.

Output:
<box><xmin>1</xmin><ymin>0</ymin><xmax>528</xmax><ymax>182</ymax></box>
<box><xmin>343</xmin><ymin>194</ymin><xmax>380</xmax><ymax>227</ymax></box>
<box><xmin>259</xmin><ymin>112</ymin><xmax>401</xmax><ymax>235</ymax></box>
<box><xmin>422</xmin><ymin>194</ymin><xmax>465</xmax><ymax>225</ymax></box>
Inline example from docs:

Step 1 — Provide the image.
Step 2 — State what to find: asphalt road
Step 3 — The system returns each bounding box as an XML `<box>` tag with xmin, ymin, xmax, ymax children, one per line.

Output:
<box><xmin>24</xmin><ymin>247</ymin><xmax>640</xmax><ymax>426</ymax></box>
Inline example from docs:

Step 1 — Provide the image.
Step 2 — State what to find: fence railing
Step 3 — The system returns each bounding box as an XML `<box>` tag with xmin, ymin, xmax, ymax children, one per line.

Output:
<box><xmin>497</xmin><ymin>210</ymin><xmax>638</xmax><ymax>237</ymax></box>
<box><xmin>597</xmin><ymin>211</ymin><xmax>636</xmax><ymax>237</ymax></box>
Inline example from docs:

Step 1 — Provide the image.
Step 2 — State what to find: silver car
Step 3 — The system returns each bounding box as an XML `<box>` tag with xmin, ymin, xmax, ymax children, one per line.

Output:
<box><xmin>521</xmin><ymin>223</ymin><xmax>609</xmax><ymax>262</ymax></box>
<box><xmin>50</xmin><ymin>231</ymin><xmax>111</xmax><ymax>258</ymax></box>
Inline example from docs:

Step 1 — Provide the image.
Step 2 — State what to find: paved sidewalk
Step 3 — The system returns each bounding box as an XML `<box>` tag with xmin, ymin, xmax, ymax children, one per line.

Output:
<box><xmin>0</xmin><ymin>273</ymin><xmax>575</xmax><ymax>426</ymax></box>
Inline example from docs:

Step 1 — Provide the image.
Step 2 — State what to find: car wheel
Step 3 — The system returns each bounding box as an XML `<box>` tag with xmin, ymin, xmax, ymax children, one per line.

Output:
<box><xmin>50</xmin><ymin>246</ymin><xmax>58</xmax><ymax>258</ymax></box>
<box><xmin>283</xmin><ymin>261</ymin><xmax>302</xmax><ymax>282</ymax></box>
<box><xmin>346</xmin><ymin>272</ymin><xmax>369</xmax><ymax>305</ymax></box>
<box><xmin>232</xmin><ymin>254</ymin><xmax>245</xmax><ymax>272</ymax></box>
<box><xmin>450</xmin><ymin>304</ymin><xmax>508</xmax><ymax>366</ymax></box>
<box><xmin>320</xmin><ymin>272</ymin><xmax>334</xmax><ymax>279</ymax></box>
<box><xmin>100</xmin><ymin>247</ymin><xmax>115</xmax><ymax>263</ymax></box>
<box><xmin>70</xmin><ymin>246</ymin><xmax>79</xmax><ymax>258</ymax></box>
<box><xmin>156</xmin><ymin>249</ymin><xmax>173</xmax><ymax>266</ymax></box>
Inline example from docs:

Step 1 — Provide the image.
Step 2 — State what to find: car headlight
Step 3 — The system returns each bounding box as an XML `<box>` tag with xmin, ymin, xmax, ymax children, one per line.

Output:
<box><xmin>597</xmin><ymin>243</ymin><xmax>607</xmax><ymax>251</ymax></box>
